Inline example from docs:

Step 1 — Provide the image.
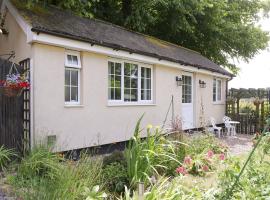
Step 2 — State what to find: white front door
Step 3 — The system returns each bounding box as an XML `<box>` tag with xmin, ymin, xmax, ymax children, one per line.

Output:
<box><xmin>181</xmin><ymin>73</ymin><xmax>194</xmax><ymax>129</ymax></box>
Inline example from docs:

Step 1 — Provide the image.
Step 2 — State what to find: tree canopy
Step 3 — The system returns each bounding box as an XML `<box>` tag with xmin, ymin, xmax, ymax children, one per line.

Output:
<box><xmin>23</xmin><ymin>0</ymin><xmax>270</xmax><ymax>74</ymax></box>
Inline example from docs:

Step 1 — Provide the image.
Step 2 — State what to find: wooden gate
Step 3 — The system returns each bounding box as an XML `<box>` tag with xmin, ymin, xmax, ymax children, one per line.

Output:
<box><xmin>0</xmin><ymin>58</ymin><xmax>30</xmax><ymax>154</ymax></box>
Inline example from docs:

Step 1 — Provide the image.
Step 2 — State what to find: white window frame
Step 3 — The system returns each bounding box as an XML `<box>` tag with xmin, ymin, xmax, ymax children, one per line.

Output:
<box><xmin>65</xmin><ymin>50</ymin><xmax>81</xmax><ymax>69</ymax></box>
<box><xmin>65</xmin><ymin>50</ymin><xmax>81</xmax><ymax>105</ymax></box>
<box><xmin>108</xmin><ymin>58</ymin><xmax>154</xmax><ymax>106</ymax></box>
<box><xmin>213</xmin><ymin>78</ymin><xmax>222</xmax><ymax>103</ymax></box>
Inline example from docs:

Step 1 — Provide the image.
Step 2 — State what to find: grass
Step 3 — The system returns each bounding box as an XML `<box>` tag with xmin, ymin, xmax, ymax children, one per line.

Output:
<box><xmin>2</xmin><ymin>118</ymin><xmax>263</xmax><ymax>200</ymax></box>
<box><xmin>0</xmin><ymin>146</ymin><xmax>17</xmax><ymax>171</ymax></box>
<box><xmin>7</xmin><ymin>149</ymin><xmax>104</xmax><ymax>200</ymax></box>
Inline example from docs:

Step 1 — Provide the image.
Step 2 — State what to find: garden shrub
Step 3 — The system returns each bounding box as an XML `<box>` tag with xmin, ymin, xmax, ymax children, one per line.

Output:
<box><xmin>102</xmin><ymin>162</ymin><xmax>129</xmax><ymax>194</ymax></box>
<box><xmin>103</xmin><ymin>150</ymin><xmax>126</xmax><ymax>167</ymax></box>
<box><xmin>185</xmin><ymin>134</ymin><xmax>228</xmax><ymax>156</ymax></box>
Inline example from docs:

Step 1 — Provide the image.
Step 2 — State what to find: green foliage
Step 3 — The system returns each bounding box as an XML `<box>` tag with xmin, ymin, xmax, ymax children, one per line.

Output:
<box><xmin>0</xmin><ymin>146</ymin><xmax>16</xmax><ymax>171</ymax></box>
<box><xmin>185</xmin><ymin>134</ymin><xmax>228</xmax><ymax>156</ymax></box>
<box><xmin>82</xmin><ymin>185</ymin><xmax>107</xmax><ymax>200</ymax></box>
<box><xmin>9</xmin><ymin>148</ymin><xmax>104</xmax><ymax>200</ymax></box>
<box><xmin>22</xmin><ymin>0</ymin><xmax>269</xmax><ymax>73</ymax></box>
<box><xmin>125</xmin><ymin>117</ymin><xmax>181</xmax><ymax>186</ymax></box>
<box><xmin>102</xmin><ymin>162</ymin><xmax>129</xmax><ymax>194</ymax></box>
<box><xmin>103</xmin><ymin>150</ymin><xmax>126</xmax><ymax>167</ymax></box>
<box><xmin>17</xmin><ymin>146</ymin><xmax>61</xmax><ymax>180</ymax></box>
<box><xmin>217</xmin><ymin>133</ymin><xmax>270</xmax><ymax>199</ymax></box>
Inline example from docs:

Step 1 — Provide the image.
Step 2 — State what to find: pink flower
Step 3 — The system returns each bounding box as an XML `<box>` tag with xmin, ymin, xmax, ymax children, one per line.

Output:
<box><xmin>219</xmin><ymin>153</ymin><xmax>225</xmax><ymax>161</ymax></box>
<box><xmin>184</xmin><ymin>156</ymin><xmax>192</xmax><ymax>165</ymax></box>
<box><xmin>207</xmin><ymin>150</ymin><xmax>214</xmax><ymax>158</ymax></box>
<box><xmin>202</xmin><ymin>165</ymin><xmax>209</xmax><ymax>172</ymax></box>
<box><xmin>176</xmin><ymin>166</ymin><xmax>187</xmax><ymax>175</ymax></box>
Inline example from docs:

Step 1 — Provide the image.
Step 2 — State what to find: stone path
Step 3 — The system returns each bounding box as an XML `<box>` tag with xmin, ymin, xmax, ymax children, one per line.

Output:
<box><xmin>0</xmin><ymin>189</ymin><xmax>6</xmax><ymax>200</ymax></box>
<box><xmin>219</xmin><ymin>134</ymin><xmax>254</xmax><ymax>155</ymax></box>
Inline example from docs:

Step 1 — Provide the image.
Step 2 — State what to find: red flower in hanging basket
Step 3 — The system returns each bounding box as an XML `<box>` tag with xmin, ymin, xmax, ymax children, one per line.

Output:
<box><xmin>0</xmin><ymin>73</ymin><xmax>30</xmax><ymax>97</ymax></box>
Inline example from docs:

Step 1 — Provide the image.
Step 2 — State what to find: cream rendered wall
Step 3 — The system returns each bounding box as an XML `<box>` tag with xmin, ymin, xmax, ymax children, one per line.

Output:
<box><xmin>194</xmin><ymin>73</ymin><xmax>226</xmax><ymax>127</ymax></box>
<box><xmin>32</xmin><ymin>44</ymin><xmax>183</xmax><ymax>151</ymax></box>
<box><xmin>0</xmin><ymin>10</ymin><xmax>31</xmax><ymax>63</ymax></box>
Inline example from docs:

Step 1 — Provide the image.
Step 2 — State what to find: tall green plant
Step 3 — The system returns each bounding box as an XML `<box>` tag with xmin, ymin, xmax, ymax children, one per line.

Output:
<box><xmin>125</xmin><ymin>116</ymin><xmax>180</xmax><ymax>187</ymax></box>
<box><xmin>0</xmin><ymin>145</ymin><xmax>16</xmax><ymax>171</ymax></box>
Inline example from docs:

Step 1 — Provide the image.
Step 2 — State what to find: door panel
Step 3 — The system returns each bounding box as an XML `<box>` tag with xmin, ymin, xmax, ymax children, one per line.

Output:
<box><xmin>182</xmin><ymin>73</ymin><xmax>194</xmax><ymax>129</ymax></box>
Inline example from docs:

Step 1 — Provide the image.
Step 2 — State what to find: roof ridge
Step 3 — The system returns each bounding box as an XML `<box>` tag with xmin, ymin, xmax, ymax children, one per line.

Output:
<box><xmin>44</xmin><ymin>4</ymin><xmax>201</xmax><ymax>56</ymax></box>
<box><xmin>91</xmin><ymin>18</ymin><xmax>201</xmax><ymax>55</ymax></box>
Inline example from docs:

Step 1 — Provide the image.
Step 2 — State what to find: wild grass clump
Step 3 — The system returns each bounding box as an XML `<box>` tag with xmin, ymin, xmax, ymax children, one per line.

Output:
<box><xmin>0</xmin><ymin>145</ymin><xmax>17</xmax><ymax>171</ymax></box>
<box><xmin>8</xmin><ymin>147</ymin><xmax>104</xmax><ymax>200</ymax></box>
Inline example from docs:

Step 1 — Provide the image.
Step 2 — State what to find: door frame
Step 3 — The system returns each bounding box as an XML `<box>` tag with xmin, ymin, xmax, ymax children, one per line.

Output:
<box><xmin>181</xmin><ymin>71</ymin><xmax>195</xmax><ymax>130</ymax></box>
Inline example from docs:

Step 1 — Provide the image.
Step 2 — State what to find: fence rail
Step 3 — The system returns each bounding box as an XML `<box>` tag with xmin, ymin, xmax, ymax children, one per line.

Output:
<box><xmin>226</xmin><ymin>88</ymin><xmax>270</xmax><ymax>134</ymax></box>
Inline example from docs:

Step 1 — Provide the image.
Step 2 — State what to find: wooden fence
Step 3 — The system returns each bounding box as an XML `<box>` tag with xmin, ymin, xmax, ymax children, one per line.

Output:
<box><xmin>0</xmin><ymin>58</ymin><xmax>30</xmax><ymax>154</ymax></box>
<box><xmin>226</xmin><ymin>88</ymin><xmax>270</xmax><ymax>134</ymax></box>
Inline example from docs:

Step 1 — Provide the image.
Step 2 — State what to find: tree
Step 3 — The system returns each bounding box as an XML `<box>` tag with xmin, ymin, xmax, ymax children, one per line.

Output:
<box><xmin>22</xmin><ymin>0</ymin><xmax>270</xmax><ymax>74</ymax></box>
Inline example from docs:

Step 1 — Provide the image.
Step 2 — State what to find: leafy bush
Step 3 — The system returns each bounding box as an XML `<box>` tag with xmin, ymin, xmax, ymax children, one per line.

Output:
<box><xmin>185</xmin><ymin>134</ymin><xmax>228</xmax><ymax>156</ymax></box>
<box><xmin>0</xmin><ymin>145</ymin><xmax>16</xmax><ymax>171</ymax></box>
<box><xmin>102</xmin><ymin>162</ymin><xmax>129</xmax><ymax>194</ymax></box>
<box><xmin>176</xmin><ymin>150</ymin><xmax>226</xmax><ymax>176</ymax></box>
<box><xmin>103</xmin><ymin>150</ymin><xmax>126</xmax><ymax>167</ymax></box>
<box><xmin>17</xmin><ymin>146</ymin><xmax>61</xmax><ymax>180</ymax></box>
<box><xmin>217</xmin><ymin>133</ymin><xmax>270</xmax><ymax>199</ymax></box>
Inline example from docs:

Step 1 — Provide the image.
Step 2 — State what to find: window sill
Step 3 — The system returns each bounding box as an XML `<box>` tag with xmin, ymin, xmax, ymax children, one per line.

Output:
<box><xmin>212</xmin><ymin>102</ymin><xmax>225</xmax><ymax>105</ymax></box>
<box><xmin>64</xmin><ymin>104</ymin><xmax>84</xmax><ymax>108</ymax></box>
<box><xmin>107</xmin><ymin>102</ymin><xmax>156</xmax><ymax>107</ymax></box>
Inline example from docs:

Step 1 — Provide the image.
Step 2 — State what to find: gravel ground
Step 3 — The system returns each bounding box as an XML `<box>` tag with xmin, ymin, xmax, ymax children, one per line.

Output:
<box><xmin>0</xmin><ymin>189</ymin><xmax>6</xmax><ymax>200</ymax></box>
<box><xmin>219</xmin><ymin>134</ymin><xmax>254</xmax><ymax>155</ymax></box>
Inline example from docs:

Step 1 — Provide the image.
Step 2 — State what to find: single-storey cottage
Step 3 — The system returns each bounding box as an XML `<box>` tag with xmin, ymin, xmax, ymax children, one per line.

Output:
<box><xmin>0</xmin><ymin>0</ymin><xmax>233</xmax><ymax>152</ymax></box>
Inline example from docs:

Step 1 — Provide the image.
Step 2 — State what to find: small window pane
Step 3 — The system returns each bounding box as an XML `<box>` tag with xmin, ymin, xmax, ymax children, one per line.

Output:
<box><xmin>65</xmin><ymin>70</ymin><xmax>70</xmax><ymax>85</ymax></box>
<box><xmin>141</xmin><ymin>68</ymin><xmax>145</xmax><ymax>78</ymax></box>
<box><xmin>72</xmin><ymin>55</ymin><xmax>78</xmax><ymax>65</ymax></box>
<box><xmin>65</xmin><ymin>86</ymin><xmax>70</xmax><ymax>102</ymax></box>
<box><xmin>130</xmin><ymin>89</ymin><xmax>138</xmax><ymax>101</ymax></box>
<box><xmin>115</xmin><ymin>75</ymin><xmax>121</xmax><ymax>88</ymax></box>
<box><xmin>115</xmin><ymin>88</ymin><xmax>121</xmax><ymax>100</ymax></box>
<box><xmin>108</xmin><ymin>62</ymin><xmax>114</xmax><ymax>74</ymax></box>
<box><xmin>67</xmin><ymin>55</ymin><xmax>72</xmax><ymax>63</ymax></box>
<box><xmin>146</xmin><ymin>68</ymin><xmax>151</xmax><ymax>78</ymax></box>
<box><xmin>71</xmin><ymin>87</ymin><xmax>78</xmax><ymax>101</ymax></box>
<box><xmin>124</xmin><ymin>89</ymin><xmax>130</xmax><ymax>101</ymax></box>
<box><xmin>130</xmin><ymin>65</ymin><xmax>138</xmax><ymax>78</ymax></box>
<box><xmin>71</xmin><ymin>70</ymin><xmax>78</xmax><ymax>86</ymax></box>
<box><xmin>124</xmin><ymin>77</ymin><xmax>131</xmax><ymax>88</ymax></box>
<box><xmin>124</xmin><ymin>63</ymin><xmax>131</xmax><ymax>76</ymax></box>
<box><xmin>131</xmin><ymin>78</ymin><xmax>137</xmax><ymax>88</ymax></box>
<box><xmin>115</xmin><ymin>63</ymin><xmax>121</xmax><ymax>75</ymax></box>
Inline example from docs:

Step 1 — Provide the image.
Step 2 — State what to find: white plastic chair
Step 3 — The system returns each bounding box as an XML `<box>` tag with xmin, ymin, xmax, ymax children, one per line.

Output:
<box><xmin>223</xmin><ymin>116</ymin><xmax>235</xmax><ymax>136</ymax></box>
<box><xmin>210</xmin><ymin>117</ymin><xmax>222</xmax><ymax>138</ymax></box>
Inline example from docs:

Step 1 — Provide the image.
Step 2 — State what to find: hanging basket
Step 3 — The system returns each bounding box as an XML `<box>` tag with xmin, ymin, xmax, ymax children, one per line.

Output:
<box><xmin>0</xmin><ymin>62</ymin><xmax>29</xmax><ymax>97</ymax></box>
<box><xmin>3</xmin><ymin>86</ymin><xmax>23</xmax><ymax>97</ymax></box>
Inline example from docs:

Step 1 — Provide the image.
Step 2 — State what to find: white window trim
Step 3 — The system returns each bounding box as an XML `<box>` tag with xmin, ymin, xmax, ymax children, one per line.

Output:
<box><xmin>64</xmin><ymin>50</ymin><xmax>81</xmax><ymax>105</ymax></box>
<box><xmin>213</xmin><ymin>78</ymin><xmax>223</xmax><ymax>104</ymax></box>
<box><xmin>65</xmin><ymin>50</ymin><xmax>81</xmax><ymax>68</ymax></box>
<box><xmin>108</xmin><ymin>58</ymin><xmax>154</xmax><ymax>106</ymax></box>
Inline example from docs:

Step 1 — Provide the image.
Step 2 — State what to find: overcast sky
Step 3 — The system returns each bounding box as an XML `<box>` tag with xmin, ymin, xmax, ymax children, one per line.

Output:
<box><xmin>229</xmin><ymin>17</ymin><xmax>270</xmax><ymax>89</ymax></box>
